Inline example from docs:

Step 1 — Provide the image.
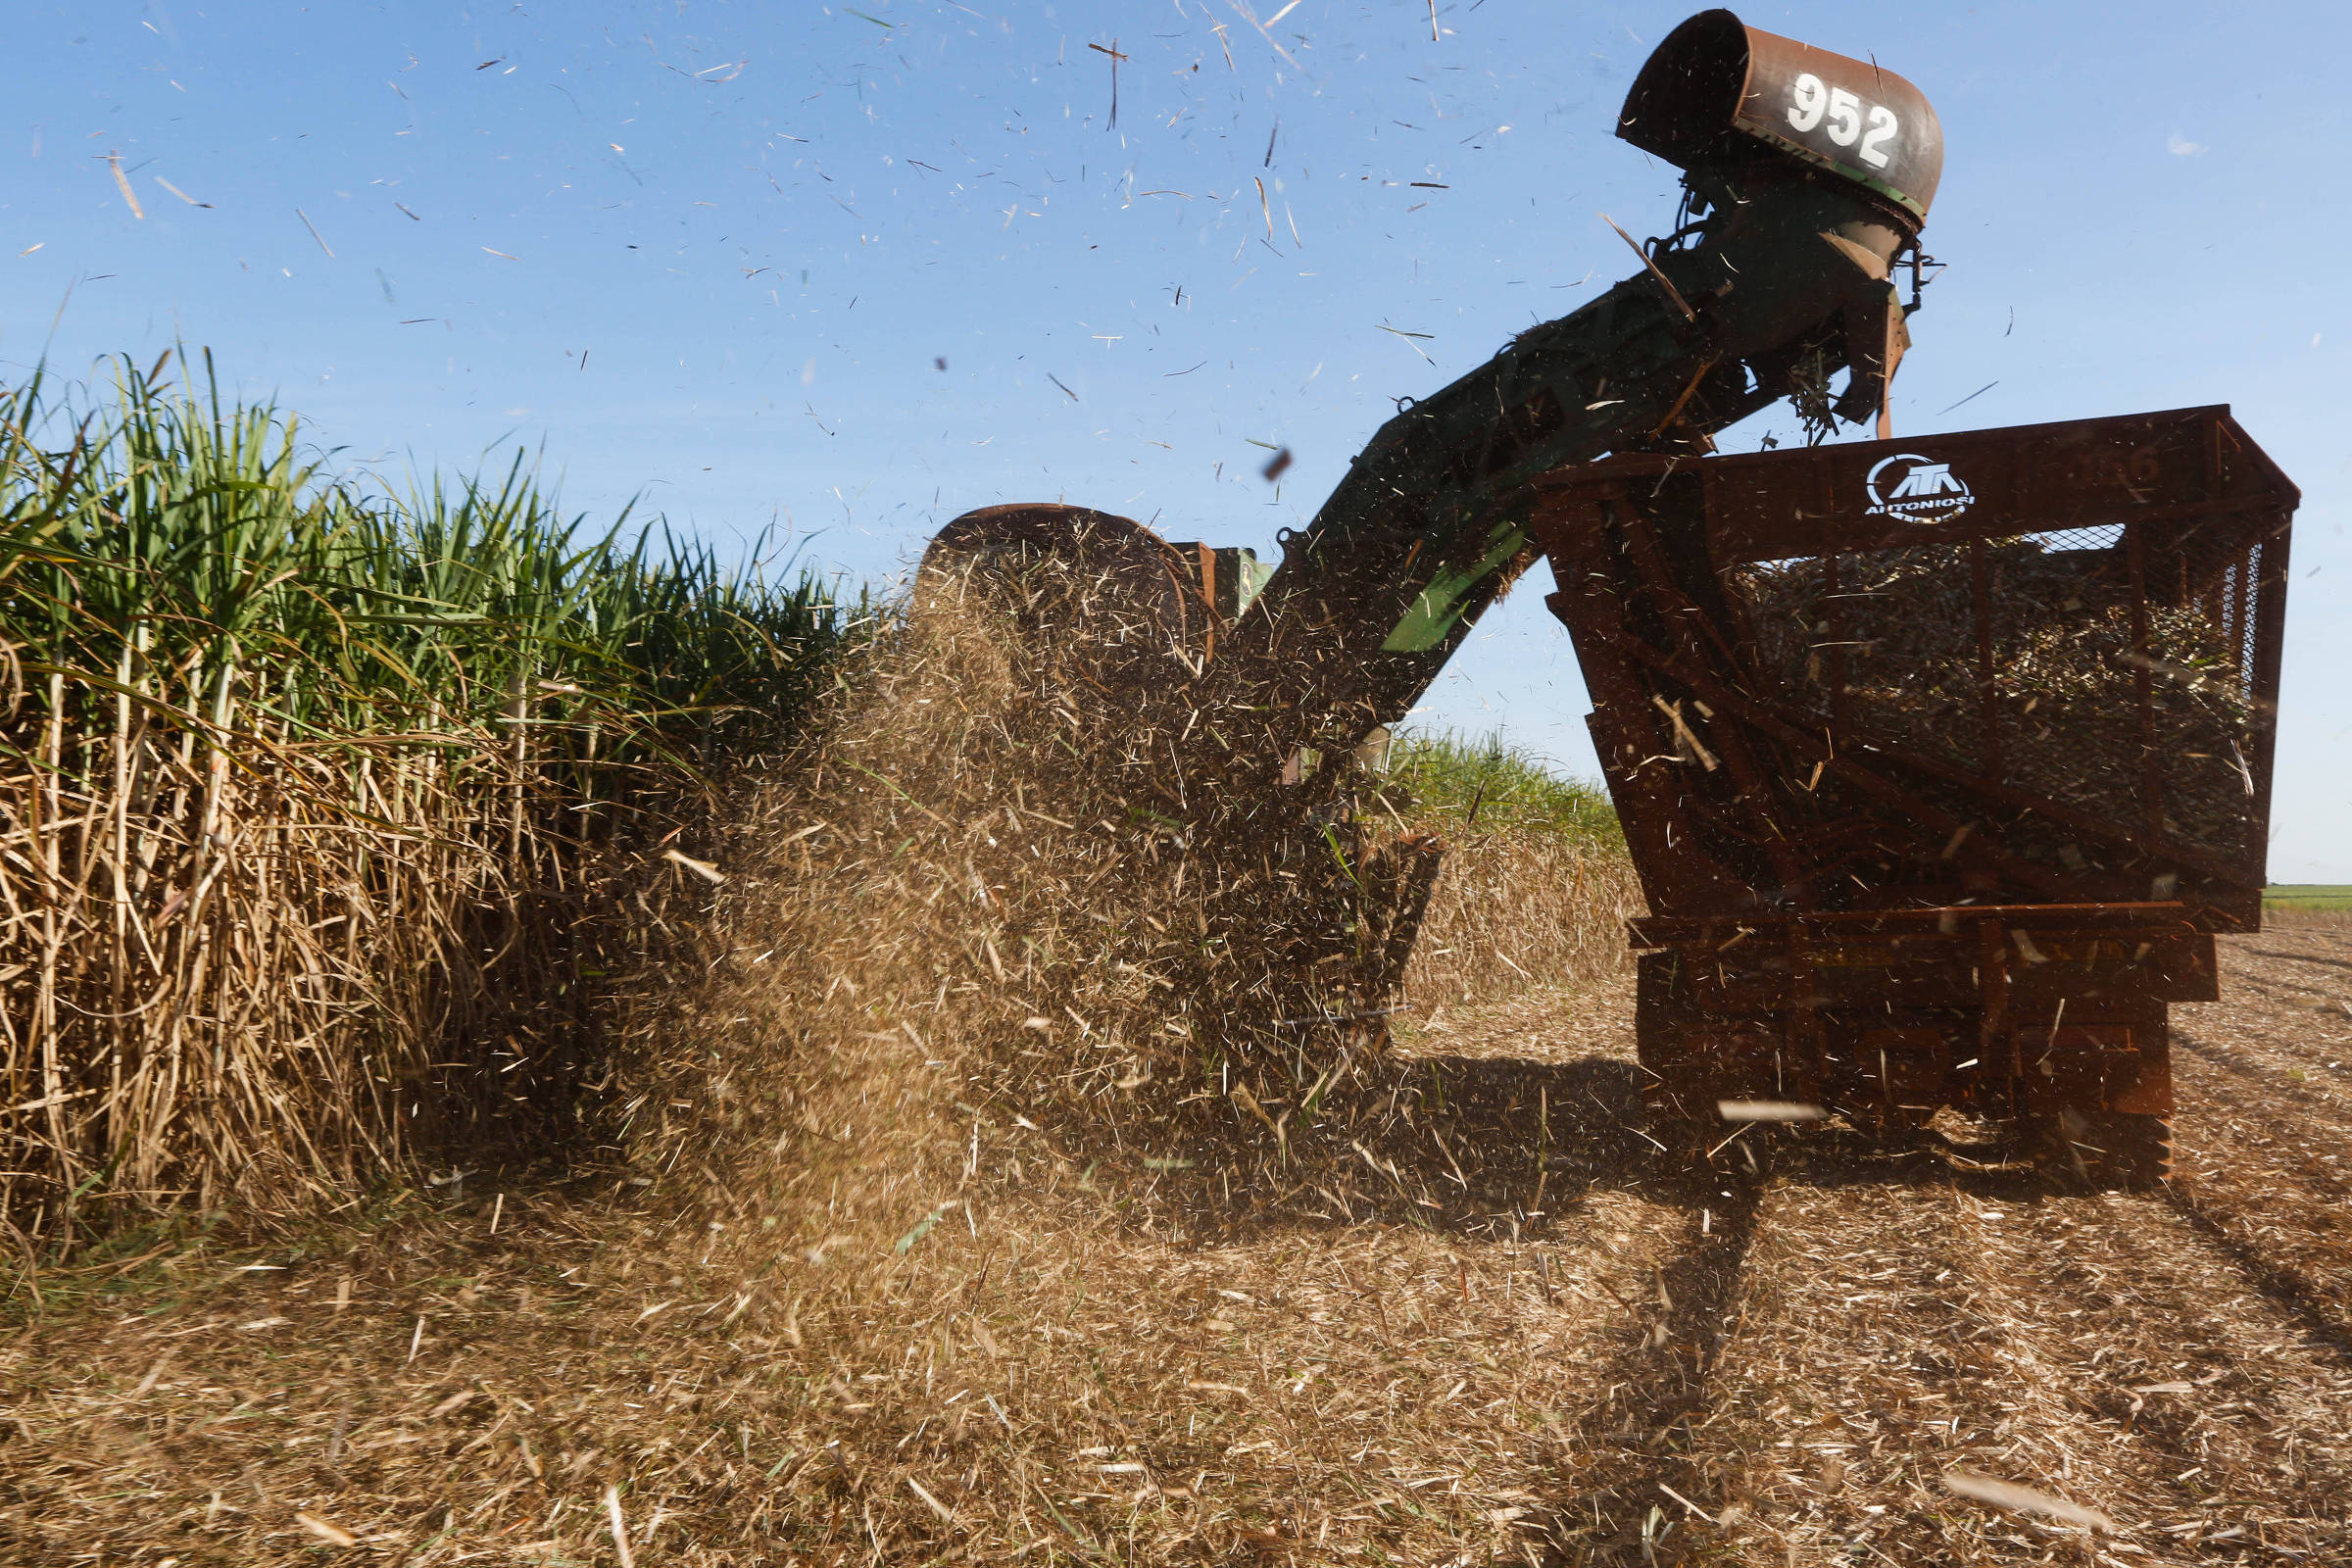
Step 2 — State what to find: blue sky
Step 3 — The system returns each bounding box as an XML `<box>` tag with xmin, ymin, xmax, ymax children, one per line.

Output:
<box><xmin>10</xmin><ymin>1</ymin><xmax>2350</xmax><ymax>876</ymax></box>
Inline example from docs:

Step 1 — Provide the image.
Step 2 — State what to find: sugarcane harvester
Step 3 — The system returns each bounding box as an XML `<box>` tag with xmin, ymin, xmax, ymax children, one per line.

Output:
<box><xmin>921</xmin><ymin>10</ymin><xmax>2298</xmax><ymax>1186</ymax></box>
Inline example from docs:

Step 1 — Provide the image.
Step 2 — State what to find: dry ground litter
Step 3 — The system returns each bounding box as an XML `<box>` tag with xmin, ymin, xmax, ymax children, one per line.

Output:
<box><xmin>7</xmin><ymin>923</ymin><xmax>2352</xmax><ymax>1564</ymax></box>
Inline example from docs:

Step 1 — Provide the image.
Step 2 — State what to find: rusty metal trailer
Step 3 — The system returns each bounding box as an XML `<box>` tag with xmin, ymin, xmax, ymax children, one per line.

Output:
<box><xmin>1526</xmin><ymin>406</ymin><xmax>2299</xmax><ymax>1184</ymax></box>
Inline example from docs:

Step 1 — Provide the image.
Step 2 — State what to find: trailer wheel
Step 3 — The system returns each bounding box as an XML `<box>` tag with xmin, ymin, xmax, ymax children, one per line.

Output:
<box><xmin>2040</xmin><ymin>1107</ymin><xmax>2173</xmax><ymax>1191</ymax></box>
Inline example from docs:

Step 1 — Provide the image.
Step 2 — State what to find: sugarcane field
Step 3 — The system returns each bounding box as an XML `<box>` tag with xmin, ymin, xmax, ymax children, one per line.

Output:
<box><xmin>4</xmin><ymin>4</ymin><xmax>2349</xmax><ymax>1565</ymax></box>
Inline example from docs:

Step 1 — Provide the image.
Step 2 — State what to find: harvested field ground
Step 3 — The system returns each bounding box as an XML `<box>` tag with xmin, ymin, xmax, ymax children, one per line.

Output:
<box><xmin>8</xmin><ymin>925</ymin><xmax>2352</xmax><ymax>1565</ymax></box>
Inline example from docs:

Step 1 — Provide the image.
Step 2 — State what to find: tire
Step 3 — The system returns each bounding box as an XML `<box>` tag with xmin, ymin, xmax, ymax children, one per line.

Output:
<box><xmin>2040</xmin><ymin>1107</ymin><xmax>2173</xmax><ymax>1191</ymax></box>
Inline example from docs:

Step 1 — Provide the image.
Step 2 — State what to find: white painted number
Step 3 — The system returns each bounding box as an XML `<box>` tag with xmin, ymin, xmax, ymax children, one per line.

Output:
<box><xmin>1787</xmin><ymin>74</ymin><xmax>1900</xmax><ymax>170</ymax></box>
<box><xmin>1787</xmin><ymin>72</ymin><xmax>1827</xmax><ymax>132</ymax></box>
<box><xmin>1825</xmin><ymin>87</ymin><xmax>1862</xmax><ymax>146</ymax></box>
<box><xmin>1859</xmin><ymin>105</ymin><xmax>1898</xmax><ymax>169</ymax></box>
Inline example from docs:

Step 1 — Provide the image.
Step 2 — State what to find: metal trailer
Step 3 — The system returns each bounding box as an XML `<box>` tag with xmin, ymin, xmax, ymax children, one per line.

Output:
<box><xmin>1524</xmin><ymin>407</ymin><xmax>2300</xmax><ymax>1184</ymax></box>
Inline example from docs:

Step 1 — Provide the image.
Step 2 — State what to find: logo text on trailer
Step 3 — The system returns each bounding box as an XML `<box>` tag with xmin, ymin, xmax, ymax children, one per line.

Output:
<box><xmin>1863</xmin><ymin>452</ymin><xmax>1975</xmax><ymax>524</ymax></box>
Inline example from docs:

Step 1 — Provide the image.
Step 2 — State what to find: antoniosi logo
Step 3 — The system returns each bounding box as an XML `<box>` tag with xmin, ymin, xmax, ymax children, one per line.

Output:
<box><xmin>1863</xmin><ymin>452</ymin><xmax>1975</xmax><ymax>523</ymax></box>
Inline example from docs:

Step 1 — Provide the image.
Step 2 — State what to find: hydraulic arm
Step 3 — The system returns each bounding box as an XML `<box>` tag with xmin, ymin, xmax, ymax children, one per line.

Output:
<box><xmin>1202</xmin><ymin>11</ymin><xmax>1945</xmax><ymax>787</ymax></box>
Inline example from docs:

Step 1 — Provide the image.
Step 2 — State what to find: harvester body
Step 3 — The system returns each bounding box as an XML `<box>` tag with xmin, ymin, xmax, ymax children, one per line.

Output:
<box><xmin>918</xmin><ymin>11</ymin><xmax>2300</xmax><ymax>1183</ymax></box>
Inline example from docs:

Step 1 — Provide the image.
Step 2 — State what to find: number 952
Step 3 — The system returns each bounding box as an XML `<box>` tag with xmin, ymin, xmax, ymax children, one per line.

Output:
<box><xmin>1788</xmin><ymin>73</ymin><xmax>1898</xmax><ymax>170</ymax></box>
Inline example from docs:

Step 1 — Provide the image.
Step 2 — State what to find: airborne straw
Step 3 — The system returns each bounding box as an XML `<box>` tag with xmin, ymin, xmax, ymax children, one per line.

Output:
<box><xmin>1942</xmin><ymin>1468</ymin><xmax>2116</xmax><ymax>1533</ymax></box>
<box><xmin>1716</xmin><ymin>1101</ymin><xmax>1824</xmax><ymax>1123</ymax></box>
